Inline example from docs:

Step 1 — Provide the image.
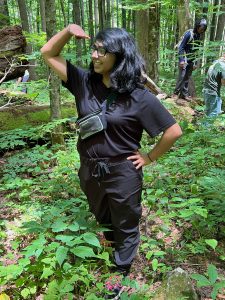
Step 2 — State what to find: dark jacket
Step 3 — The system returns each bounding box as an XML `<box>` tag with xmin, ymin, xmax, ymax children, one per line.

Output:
<box><xmin>178</xmin><ymin>30</ymin><xmax>202</xmax><ymax>65</ymax></box>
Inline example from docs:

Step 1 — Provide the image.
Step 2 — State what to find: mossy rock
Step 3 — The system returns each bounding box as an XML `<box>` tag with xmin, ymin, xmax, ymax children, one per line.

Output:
<box><xmin>153</xmin><ymin>268</ymin><xmax>199</xmax><ymax>300</ymax></box>
<box><xmin>0</xmin><ymin>103</ymin><xmax>76</xmax><ymax>131</ymax></box>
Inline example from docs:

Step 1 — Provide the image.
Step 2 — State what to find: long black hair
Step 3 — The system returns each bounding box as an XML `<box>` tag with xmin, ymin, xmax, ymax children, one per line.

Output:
<box><xmin>89</xmin><ymin>28</ymin><xmax>146</xmax><ymax>93</ymax></box>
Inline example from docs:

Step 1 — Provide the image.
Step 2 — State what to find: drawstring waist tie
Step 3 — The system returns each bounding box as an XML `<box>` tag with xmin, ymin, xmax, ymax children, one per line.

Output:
<box><xmin>80</xmin><ymin>154</ymin><xmax>131</xmax><ymax>180</ymax></box>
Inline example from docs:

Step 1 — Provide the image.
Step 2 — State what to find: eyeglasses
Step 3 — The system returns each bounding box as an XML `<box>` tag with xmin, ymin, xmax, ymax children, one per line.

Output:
<box><xmin>91</xmin><ymin>45</ymin><xmax>107</xmax><ymax>57</ymax></box>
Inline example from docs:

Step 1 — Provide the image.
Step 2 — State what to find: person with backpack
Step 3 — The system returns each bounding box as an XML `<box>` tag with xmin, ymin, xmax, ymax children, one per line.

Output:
<box><xmin>172</xmin><ymin>19</ymin><xmax>207</xmax><ymax>101</ymax></box>
<box><xmin>203</xmin><ymin>53</ymin><xmax>225</xmax><ymax>117</ymax></box>
<box><xmin>41</xmin><ymin>24</ymin><xmax>182</xmax><ymax>299</ymax></box>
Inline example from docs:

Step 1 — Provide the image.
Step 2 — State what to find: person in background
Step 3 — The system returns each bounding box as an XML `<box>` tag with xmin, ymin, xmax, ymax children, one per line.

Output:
<box><xmin>172</xmin><ymin>19</ymin><xmax>207</xmax><ymax>101</ymax></box>
<box><xmin>17</xmin><ymin>69</ymin><xmax>29</xmax><ymax>93</ymax></box>
<box><xmin>203</xmin><ymin>53</ymin><xmax>225</xmax><ymax>117</ymax></box>
<box><xmin>41</xmin><ymin>24</ymin><xmax>182</xmax><ymax>299</ymax></box>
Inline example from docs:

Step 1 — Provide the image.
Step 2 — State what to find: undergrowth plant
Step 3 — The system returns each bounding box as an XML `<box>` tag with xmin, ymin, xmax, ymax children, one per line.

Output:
<box><xmin>1</xmin><ymin>116</ymin><xmax>225</xmax><ymax>298</ymax></box>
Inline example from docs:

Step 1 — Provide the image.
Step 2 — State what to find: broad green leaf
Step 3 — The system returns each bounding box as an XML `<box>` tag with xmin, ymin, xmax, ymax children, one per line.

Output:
<box><xmin>71</xmin><ymin>246</ymin><xmax>96</xmax><ymax>259</ymax></box>
<box><xmin>179</xmin><ymin>210</ymin><xmax>194</xmax><ymax>218</ymax></box>
<box><xmin>194</xmin><ymin>207</ymin><xmax>208</xmax><ymax>218</ymax></box>
<box><xmin>55</xmin><ymin>235</ymin><xmax>74</xmax><ymax>243</ymax></box>
<box><xmin>82</xmin><ymin>232</ymin><xmax>101</xmax><ymax>248</ymax></box>
<box><xmin>207</xmin><ymin>264</ymin><xmax>218</xmax><ymax>284</ymax></box>
<box><xmin>96</xmin><ymin>251</ymin><xmax>112</xmax><ymax>266</ymax></box>
<box><xmin>63</xmin><ymin>262</ymin><xmax>73</xmax><ymax>271</ymax></box>
<box><xmin>211</xmin><ymin>286</ymin><xmax>219</xmax><ymax>300</ymax></box>
<box><xmin>51</xmin><ymin>220</ymin><xmax>68</xmax><ymax>232</ymax></box>
<box><xmin>153</xmin><ymin>251</ymin><xmax>166</xmax><ymax>257</ymax></box>
<box><xmin>21</xmin><ymin>288</ymin><xmax>30</xmax><ymax>299</ymax></box>
<box><xmin>146</xmin><ymin>251</ymin><xmax>153</xmax><ymax>260</ymax></box>
<box><xmin>41</xmin><ymin>258</ymin><xmax>54</xmax><ymax>265</ymax></box>
<box><xmin>60</xmin><ymin>280</ymin><xmax>74</xmax><ymax>293</ymax></box>
<box><xmin>191</xmin><ymin>274</ymin><xmax>211</xmax><ymax>287</ymax></box>
<box><xmin>152</xmin><ymin>258</ymin><xmax>158</xmax><ymax>271</ymax></box>
<box><xmin>205</xmin><ymin>239</ymin><xmax>218</xmax><ymax>251</ymax></box>
<box><xmin>40</xmin><ymin>267</ymin><xmax>54</xmax><ymax>279</ymax></box>
<box><xmin>68</xmin><ymin>222</ymin><xmax>79</xmax><ymax>232</ymax></box>
<box><xmin>55</xmin><ymin>246</ymin><xmax>68</xmax><ymax>266</ymax></box>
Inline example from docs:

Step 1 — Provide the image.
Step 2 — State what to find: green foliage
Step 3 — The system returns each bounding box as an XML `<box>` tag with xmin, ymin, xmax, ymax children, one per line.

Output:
<box><xmin>191</xmin><ymin>264</ymin><xmax>225</xmax><ymax>300</ymax></box>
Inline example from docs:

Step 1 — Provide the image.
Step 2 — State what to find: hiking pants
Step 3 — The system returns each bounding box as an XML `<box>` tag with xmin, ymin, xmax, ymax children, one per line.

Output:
<box><xmin>78</xmin><ymin>155</ymin><xmax>143</xmax><ymax>270</ymax></box>
<box><xmin>174</xmin><ymin>62</ymin><xmax>193</xmax><ymax>98</ymax></box>
<box><xmin>204</xmin><ymin>91</ymin><xmax>222</xmax><ymax>117</ymax></box>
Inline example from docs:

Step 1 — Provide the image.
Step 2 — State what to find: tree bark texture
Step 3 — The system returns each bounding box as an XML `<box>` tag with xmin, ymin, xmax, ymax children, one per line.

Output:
<box><xmin>136</xmin><ymin>1</ymin><xmax>160</xmax><ymax>82</ymax></box>
<box><xmin>177</xmin><ymin>0</ymin><xmax>191</xmax><ymax>35</ymax></box>
<box><xmin>17</xmin><ymin>0</ymin><xmax>36</xmax><ymax>80</ymax></box>
<box><xmin>215</xmin><ymin>0</ymin><xmax>225</xmax><ymax>43</ymax></box>
<box><xmin>0</xmin><ymin>25</ymin><xmax>28</xmax><ymax>82</ymax></box>
<box><xmin>39</xmin><ymin>0</ymin><xmax>46</xmax><ymax>31</ymax></box>
<box><xmin>72</xmin><ymin>0</ymin><xmax>83</xmax><ymax>66</ymax></box>
<box><xmin>45</xmin><ymin>0</ymin><xmax>64</xmax><ymax>145</ymax></box>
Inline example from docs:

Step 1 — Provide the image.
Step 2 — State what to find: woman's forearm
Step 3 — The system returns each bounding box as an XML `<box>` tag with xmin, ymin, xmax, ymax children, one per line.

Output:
<box><xmin>148</xmin><ymin>123</ymin><xmax>182</xmax><ymax>162</ymax></box>
<box><xmin>41</xmin><ymin>26</ymin><xmax>72</xmax><ymax>57</ymax></box>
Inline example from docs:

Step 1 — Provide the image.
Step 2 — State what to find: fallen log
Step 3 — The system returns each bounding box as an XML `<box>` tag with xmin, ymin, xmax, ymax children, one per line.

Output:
<box><xmin>0</xmin><ymin>89</ymin><xmax>31</xmax><ymax>107</ymax></box>
<box><xmin>0</xmin><ymin>103</ymin><xmax>76</xmax><ymax>131</ymax></box>
<box><xmin>0</xmin><ymin>25</ymin><xmax>28</xmax><ymax>83</ymax></box>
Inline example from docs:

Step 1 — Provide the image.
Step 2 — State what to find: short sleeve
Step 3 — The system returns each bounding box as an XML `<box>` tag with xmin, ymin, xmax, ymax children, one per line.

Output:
<box><xmin>62</xmin><ymin>60</ymin><xmax>88</xmax><ymax>98</ymax></box>
<box><xmin>137</xmin><ymin>90</ymin><xmax>177</xmax><ymax>137</ymax></box>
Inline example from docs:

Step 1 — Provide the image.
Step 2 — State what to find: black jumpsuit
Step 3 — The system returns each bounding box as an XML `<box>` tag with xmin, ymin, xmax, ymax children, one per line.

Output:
<box><xmin>63</xmin><ymin>61</ymin><xmax>176</xmax><ymax>273</ymax></box>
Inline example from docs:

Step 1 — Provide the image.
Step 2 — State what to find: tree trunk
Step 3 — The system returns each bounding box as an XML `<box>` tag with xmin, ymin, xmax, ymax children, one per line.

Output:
<box><xmin>98</xmin><ymin>0</ymin><xmax>104</xmax><ymax>30</ymax></box>
<box><xmin>136</xmin><ymin>2</ymin><xmax>149</xmax><ymax>71</ymax></box>
<box><xmin>209</xmin><ymin>0</ymin><xmax>219</xmax><ymax>41</ymax></box>
<box><xmin>79</xmin><ymin>0</ymin><xmax>88</xmax><ymax>63</ymax></box>
<box><xmin>45</xmin><ymin>0</ymin><xmax>64</xmax><ymax>146</ymax></box>
<box><xmin>105</xmin><ymin>0</ymin><xmax>111</xmax><ymax>27</ymax></box>
<box><xmin>94</xmin><ymin>0</ymin><xmax>99</xmax><ymax>33</ymax></box>
<box><xmin>72</xmin><ymin>0</ymin><xmax>83</xmax><ymax>66</ymax></box>
<box><xmin>148</xmin><ymin>3</ymin><xmax>160</xmax><ymax>82</ymax></box>
<box><xmin>177</xmin><ymin>0</ymin><xmax>192</xmax><ymax>35</ymax></box>
<box><xmin>121</xmin><ymin>1</ymin><xmax>126</xmax><ymax>28</ymax></box>
<box><xmin>136</xmin><ymin>0</ymin><xmax>160</xmax><ymax>82</ymax></box>
<box><xmin>215</xmin><ymin>0</ymin><xmax>225</xmax><ymax>45</ymax></box>
<box><xmin>88</xmin><ymin>0</ymin><xmax>94</xmax><ymax>43</ymax></box>
<box><xmin>0</xmin><ymin>25</ymin><xmax>28</xmax><ymax>82</ymax></box>
<box><xmin>39</xmin><ymin>0</ymin><xmax>46</xmax><ymax>32</ymax></box>
<box><xmin>36</xmin><ymin>0</ymin><xmax>40</xmax><ymax>33</ymax></box>
<box><xmin>17</xmin><ymin>0</ymin><xmax>36</xmax><ymax>80</ymax></box>
<box><xmin>0</xmin><ymin>0</ymin><xmax>10</xmax><ymax>27</ymax></box>
<box><xmin>59</xmin><ymin>0</ymin><xmax>67</xmax><ymax>27</ymax></box>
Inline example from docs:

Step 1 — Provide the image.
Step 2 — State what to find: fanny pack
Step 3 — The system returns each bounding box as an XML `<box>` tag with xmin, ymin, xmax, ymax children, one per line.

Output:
<box><xmin>76</xmin><ymin>92</ymin><xmax>117</xmax><ymax>140</ymax></box>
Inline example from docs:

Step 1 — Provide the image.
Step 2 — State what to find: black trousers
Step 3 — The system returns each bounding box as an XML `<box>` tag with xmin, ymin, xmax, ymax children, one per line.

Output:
<box><xmin>78</xmin><ymin>156</ymin><xmax>143</xmax><ymax>271</ymax></box>
<box><xmin>174</xmin><ymin>62</ymin><xmax>193</xmax><ymax>98</ymax></box>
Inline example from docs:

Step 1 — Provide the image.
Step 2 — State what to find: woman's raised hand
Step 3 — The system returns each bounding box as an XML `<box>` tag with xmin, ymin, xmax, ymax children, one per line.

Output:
<box><xmin>67</xmin><ymin>24</ymin><xmax>90</xmax><ymax>39</ymax></box>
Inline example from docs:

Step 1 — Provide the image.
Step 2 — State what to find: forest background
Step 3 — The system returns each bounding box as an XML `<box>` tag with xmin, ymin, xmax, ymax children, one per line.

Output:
<box><xmin>0</xmin><ymin>0</ymin><xmax>225</xmax><ymax>300</ymax></box>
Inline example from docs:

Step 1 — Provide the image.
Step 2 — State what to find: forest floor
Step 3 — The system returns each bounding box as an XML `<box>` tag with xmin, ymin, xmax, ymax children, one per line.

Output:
<box><xmin>1</xmin><ymin>97</ymin><xmax>225</xmax><ymax>299</ymax></box>
<box><xmin>1</xmin><ymin>188</ymin><xmax>225</xmax><ymax>299</ymax></box>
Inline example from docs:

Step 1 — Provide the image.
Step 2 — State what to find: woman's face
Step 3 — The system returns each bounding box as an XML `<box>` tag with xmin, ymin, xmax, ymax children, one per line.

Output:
<box><xmin>91</xmin><ymin>41</ymin><xmax>117</xmax><ymax>76</ymax></box>
<box><xmin>197</xmin><ymin>26</ymin><xmax>206</xmax><ymax>34</ymax></box>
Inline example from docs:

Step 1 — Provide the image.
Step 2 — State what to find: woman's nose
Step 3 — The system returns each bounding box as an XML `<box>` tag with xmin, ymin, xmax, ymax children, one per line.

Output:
<box><xmin>92</xmin><ymin>50</ymin><xmax>98</xmax><ymax>58</ymax></box>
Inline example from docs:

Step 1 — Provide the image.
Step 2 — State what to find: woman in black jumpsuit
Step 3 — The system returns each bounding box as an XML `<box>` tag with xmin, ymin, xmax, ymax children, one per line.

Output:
<box><xmin>41</xmin><ymin>24</ymin><xmax>182</xmax><ymax>299</ymax></box>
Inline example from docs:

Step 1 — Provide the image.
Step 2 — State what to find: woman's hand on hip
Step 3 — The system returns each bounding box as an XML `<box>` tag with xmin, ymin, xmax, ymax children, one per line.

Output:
<box><xmin>67</xmin><ymin>24</ymin><xmax>90</xmax><ymax>39</ymax></box>
<box><xmin>127</xmin><ymin>151</ymin><xmax>151</xmax><ymax>169</ymax></box>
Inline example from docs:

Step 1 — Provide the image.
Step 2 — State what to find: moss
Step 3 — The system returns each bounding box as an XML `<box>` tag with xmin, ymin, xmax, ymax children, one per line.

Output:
<box><xmin>0</xmin><ymin>104</ymin><xmax>76</xmax><ymax>131</ymax></box>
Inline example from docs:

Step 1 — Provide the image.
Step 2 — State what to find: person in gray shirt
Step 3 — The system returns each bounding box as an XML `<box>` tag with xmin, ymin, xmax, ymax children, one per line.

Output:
<box><xmin>203</xmin><ymin>54</ymin><xmax>225</xmax><ymax>117</ymax></box>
